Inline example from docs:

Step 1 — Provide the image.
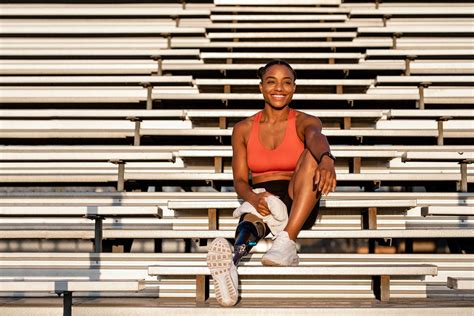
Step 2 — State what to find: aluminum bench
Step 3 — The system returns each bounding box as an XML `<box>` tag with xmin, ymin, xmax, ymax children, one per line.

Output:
<box><xmin>2</xmin><ymin>191</ymin><xmax>470</xmax><ymax>205</ymax></box>
<box><xmin>376</xmin><ymin>75</ymin><xmax>474</xmax><ymax>86</ymax></box>
<box><xmin>0</xmin><ymin>4</ymin><xmax>210</xmax><ymax>18</ymax></box>
<box><xmin>207</xmin><ymin>31</ymin><xmax>356</xmax><ymax>39</ymax></box>
<box><xmin>388</xmin><ymin>110</ymin><xmax>474</xmax><ymax>119</ymax></box>
<box><xmin>1</xmin><ymin>228</ymin><xmax>471</xmax><ymax>240</ymax></box>
<box><xmin>350</xmin><ymin>7</ymin><xmax>473</xmax><ymax>16</ymax></box>
<box><xmin>0</xmin><ymin>280</ymin><xmax>145</xmax><ymax>316</ymax></box>
<box><xmin>0</xmin><ymin>21</ymin><xmax>206</xmax><ymax>35</ymax></box>
<box><xmin>0</xmin><ymin>75</ymin><xmax>193</xmax><ymax>86</ymax></box>
<box><xmin>0</xmin><ymin>205</ymin><xmax>162</xmax><ymax>252</ymax></box>
<box><xmin>212</xmin><ymin>6</ymin><xmax>349</xmax><ymax>13</ymax></box>
<box><xmin>203</xmin><ymin>20</ymin><xmax>384</xmax><ymax>29</ymax></box>
<box><xmin>172</xmin><ymin>40</ymin><xmax>393</xmax><ymax>49</ymax></box>
<box><xmin>0</xmin><ymin>59</ymin><xmax>405</xmax><ymax>75</ymax></box>
<box><xmin>210</xmin><ymin>14</ymin><xmax>347</xmax><ymax>22</ymax></box>
<box><xmin>358</xmin><ymin>25</ymin><xmax>473</xmax><ymax>35</ymax></box>
<box><xmin>214</xmin><ymin>0</ymin><xmax>341</xmax><ymax>5</ymax></box>
<box><xmin>402</xmin><ymin>152</ymin><xmax>474</xmax><ymax>192</ymax></box>
<box><xmin>447</xmin><ymin>277</ymin><xmax>474</xmax><ymax>290</ymax></box>
<box><xmin>421</xmin><ymin>206</ymin><xmax>474</xmax><ymax>217</ymax></box>
<box><xmin>148</xmin><ymin>264</ymin><xmax>437</xmax><ymax>303</ymax></box>
<box><xmin>4</xmin><ymin>252</ymin><xmax>470</xmax><ymax>300</ymax></box>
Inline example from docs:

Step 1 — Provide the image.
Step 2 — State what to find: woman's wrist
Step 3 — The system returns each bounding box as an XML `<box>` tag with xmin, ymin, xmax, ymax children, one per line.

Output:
<box><xmin>318</xmin><ymin>151</ymin><xmax>336</xmax><ymax>164</ymax></box>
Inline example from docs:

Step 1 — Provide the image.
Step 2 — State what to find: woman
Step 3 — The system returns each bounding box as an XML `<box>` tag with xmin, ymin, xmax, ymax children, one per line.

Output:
<box><xmin>207</xmin><ymin>60</ymin><xmax>337</xmax><ymax>307</ymax></box>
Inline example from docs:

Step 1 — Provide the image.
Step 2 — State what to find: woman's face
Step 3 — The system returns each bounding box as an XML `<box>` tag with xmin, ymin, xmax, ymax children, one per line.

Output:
<box><xmin>259</xmin><ymin>64</ymin><xmax>296</xmax><ymax>110</ymax></box>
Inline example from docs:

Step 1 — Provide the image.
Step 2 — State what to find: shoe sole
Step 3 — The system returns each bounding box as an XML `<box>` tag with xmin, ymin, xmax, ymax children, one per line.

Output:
<box><xmin>261</xmin><ymin>255</ymin><xmax>299</xmax><ymax>267</ymax></box>
<box><xmin>206</xmin><ymin>238</ymin><xmax>238</xmax><ymax>307</ymax></box>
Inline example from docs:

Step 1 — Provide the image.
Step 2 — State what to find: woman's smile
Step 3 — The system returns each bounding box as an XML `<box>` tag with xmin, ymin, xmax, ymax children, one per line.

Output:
<box><xmin>259</xmin><ymin>64</ymin><xmax>296</xmax><ymax>109</ymax></box>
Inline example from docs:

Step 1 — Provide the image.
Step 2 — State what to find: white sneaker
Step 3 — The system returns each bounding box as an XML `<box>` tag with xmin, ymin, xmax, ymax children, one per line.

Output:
<box><xmin>206</xmin><ymin>238</ymin><xmax>239</xmax><ymax>307</ymax></box>
<box><xmin>261</xmin><ymin>231</ymin><xmax>299</xmax><ymax>266</ymax></box>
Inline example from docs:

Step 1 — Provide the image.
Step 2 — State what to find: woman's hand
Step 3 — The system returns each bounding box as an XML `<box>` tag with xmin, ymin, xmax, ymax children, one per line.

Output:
<box><xmin>314</xmin><ymin>156</ymin><xmax>337</xmax><ymax>195</ymax></box>
<box><xmin>249</xmin><ymin>191</ymin><xmax>274</xmax><ymax>216</ymax></box>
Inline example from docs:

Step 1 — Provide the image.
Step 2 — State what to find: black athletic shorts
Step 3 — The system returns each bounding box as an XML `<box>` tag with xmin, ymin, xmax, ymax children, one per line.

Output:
<box><xmin>240</xmin><ymin>179</ymin><xmax>320</xmax><ymax>231</ymax></box>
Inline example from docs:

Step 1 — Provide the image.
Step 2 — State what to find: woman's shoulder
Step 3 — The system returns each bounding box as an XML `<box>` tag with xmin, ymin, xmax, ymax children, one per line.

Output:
<box><xmin>294</xmin><ymin>109</ymin><xmax>322</xmax><ymax>134</ymax></box>
<box><xmin>294</xmin><ymin>109</ymin><xmax>320</xmax><ymax>123</ymax></box>
<box><xmin>235</xmin><ymin>112</ymin><xmax>260</xmax><ymax>129</ymax></box>
<box><xmin>232</xmin><ymin>114</ymin><xmax>256</xmax><ymax>137</ymax></box>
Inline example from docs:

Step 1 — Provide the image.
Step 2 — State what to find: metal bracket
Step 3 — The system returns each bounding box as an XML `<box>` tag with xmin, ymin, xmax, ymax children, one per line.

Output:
<box><xmin>110</xmin><ymin>160</ymin><xmax>126</xmax><ymax>192</ymax></box>
<box><xmin>208</xmin><ymin>208</ymin><xmax>218</xmax><ymax>230</ymax></box>
<box><xmin>373</xmin><ymin>275</ymin><xmax>391</xmax><ymax>302</ymax></box>
<box><xmin>459</xmin><ymin>160</ymin><xmax>471</xmax><ymax>192</ymax></box>
<box><xmin>417</xmin><ymin>81</ymin><xmax>431</xmax><ymax>110</ymax></box>
<box><xmin>383</xmin><ymin>15</ymin><xmax>391</xmax><ymax>27</ymax></box>
<box><xmin>404</xmin><ymin>55</ymin><xmax>417</xmax><ymax>76</ymax></box>
<box><xmin>86</xmin><ymin>215</ymin><xmax>105</xmax><ymax>253</ymax></box>
<box><xmin>151</xmin><ymin>55</ymin><xmax>163</xmax><ymax>76</ymax></box>
<box><xmin>140</xmin><ymin>82</ymin><xmax>153</xmax><ymax>110</ymax></box>
<box><xmin>436</xmin><ymin>116</ymin><xmax>452</xmax><ymax>146</ymax></box>
<box><xmin>196</xmin><ymin>275</ymin><xmax>209</xmax><ymax>304</ymax></box>
<box><xmin>127</xmin><ymin>116</ymin><xmax>143</xmax><ymax>146</ymax></box>
<box><xmin>392</xmin><ymin>32</ymin><xmax>401</xmax><ymax>49</ymax></box>
<box><xmin>373</xmin><ymin>180</ymin><xmax>381</xmax><ymax>191</ymax></box>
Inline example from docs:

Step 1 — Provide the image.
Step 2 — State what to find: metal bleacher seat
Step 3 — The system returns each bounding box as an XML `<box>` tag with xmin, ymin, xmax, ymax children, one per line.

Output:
<box><xmin>214</xmin><ymin>0</ymin><xmax>342</xmax><ymax>5</ymax></box>
<box><xmin>211</xmin><ymin>5</ymin><xmax>349</xmax><ymax>13</ymax></box>
<box><xmin>0</xmin><ymin>59</ymin><xmax>406</xmax><ymax>76</ymax></box>
<box><xmin>200</xmin><ymin>19</ymin><xmax>384</xmax><ymax>29</ymax></box>
<box><xmin>358</xmin><ymin>25</ymin><xmax>473</xmax><ymax>36</ymax></box>
<box><xmin>422</xmin><ymin>206</ymin><xmax>474</xmax><ymax>217</ymax></box>
<box><xmin>210</xmin><ymin>13</ymin><xmax>347</xmax><ymax>22</ymax></box>
<box><xmin>0</xmin><ymin>3</ymin><xmax>212</xmax><ymax>17</ymax></box>
<box><xmin>0</xmin><ymin>75</ymin><xmax>193</xmax><ymax>85</ymax></box>
<box><xmin>447</xmin><ymin>277</ymin><xmax>474</xmax><ymax>290</ymax></box>
<box><xmin>2</xmin><ymin>119</ymin><xmax>472</xmax><ymax>148</ymax></box>
<box><xmin>200</xmin><ymin>52</ymin><xmax>364</xmax><ymax>61</ymax></box>
<box><xmin>349</xmin><ymin>6</ymin><xmax>473</xmax><ymax>17</ymax></box>
<box><xmin>402</xmin><ymin>152</ymin><xmax>474</xmax><ymax>192</ymax></box>
<box><xmin>0</xmin><ymin>20</ymin><xmax>206</xmax><ymax>36</ymax></box>
<box><xmin>149</xmin><ymin>264</ymin><xmax>437</xmax><ymax>302</ymax></box>
<box><xmin>376</xmin><ymin>76</ymin><xmax>474</xmax><ymax>90</ymax></box>
<box><xmin>2</xmin><ymin>252</ymin><xmax>471</xmax><ymax>302</ymax></box>
<box><xmin>207</xmin><ymin>31</ymin><xmax>357</xmax><ymax>39</ymax></box>
<box><xmin>0</xmin><ymin>280</ymin><xmax>145</xmax><ymax>316</ymax></box>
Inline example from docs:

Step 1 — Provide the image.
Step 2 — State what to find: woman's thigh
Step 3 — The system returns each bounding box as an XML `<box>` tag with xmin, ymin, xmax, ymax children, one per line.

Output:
<box><xmin>288</xmin><ymin>149</ymin><xmax>317</xmax><ymax>200</ymax></box>
<box><xmin>253</xmin><ymin>180</ymin><xmax>319</xmax><ymax>230</ymax></box>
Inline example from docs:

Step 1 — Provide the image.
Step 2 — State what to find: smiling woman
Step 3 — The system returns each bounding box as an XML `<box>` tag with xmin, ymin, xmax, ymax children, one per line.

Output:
<box><xmin>206</xmin><ymin>60</ymin><xmax>337</xmax><ymax>307</ymax></box>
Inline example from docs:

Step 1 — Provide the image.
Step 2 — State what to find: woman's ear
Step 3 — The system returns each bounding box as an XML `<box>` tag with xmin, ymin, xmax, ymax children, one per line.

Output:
<box><xmin>259</xmin><ymin>82</ymin><xmax>263</xmax><ymax>93</ymax></box>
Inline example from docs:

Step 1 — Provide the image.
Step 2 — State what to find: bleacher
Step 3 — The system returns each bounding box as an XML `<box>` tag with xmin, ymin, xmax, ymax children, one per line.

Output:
<box><xmin>0</xmin><ymin>0</ymin><xmax>473</xmax><ymax>315</ymax></box>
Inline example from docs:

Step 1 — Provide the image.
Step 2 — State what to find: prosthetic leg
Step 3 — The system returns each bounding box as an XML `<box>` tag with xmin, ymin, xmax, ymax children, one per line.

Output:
<box><xmin>232</xmin><ymin>214</ymin><xmax>267</xmax><ymax>265</ymax></box>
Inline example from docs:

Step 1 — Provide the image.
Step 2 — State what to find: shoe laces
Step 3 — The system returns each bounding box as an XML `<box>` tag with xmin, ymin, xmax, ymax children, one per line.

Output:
<box><xmin>272</xmin><ymin>232</ymin><xmax>291</xmax><ymax>248</ymax></box>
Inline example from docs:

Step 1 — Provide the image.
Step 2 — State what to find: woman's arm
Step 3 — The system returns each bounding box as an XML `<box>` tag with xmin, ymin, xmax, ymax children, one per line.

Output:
<box><xmin>232</xmin><ymin>120</ymin><xmax>272</xmax><ymax>216</ymax></box>
<box><xmin>299</xmin><ymin>114</ymin><xmax>337</xmax><ymax>195</ymax></box>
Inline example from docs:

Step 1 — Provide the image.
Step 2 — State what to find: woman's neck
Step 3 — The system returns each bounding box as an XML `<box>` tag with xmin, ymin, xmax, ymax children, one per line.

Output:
<box><xmin>261</xmin><ymin>105</ymin><xmax>290</xmax><ymax>123</ymax></box>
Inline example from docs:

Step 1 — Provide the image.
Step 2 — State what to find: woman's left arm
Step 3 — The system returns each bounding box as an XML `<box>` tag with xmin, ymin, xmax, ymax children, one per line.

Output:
<box><xmin>300</xmin><ymin>114</ymin><xmax>337</xmax><ymax>195</ymax></box>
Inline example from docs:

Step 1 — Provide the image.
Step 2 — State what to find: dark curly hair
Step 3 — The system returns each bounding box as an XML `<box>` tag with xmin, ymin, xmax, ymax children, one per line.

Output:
<box><xmin>257</xmin><ymin>59</ymin><xmax>297</xmax><ymax>82</ymax></box>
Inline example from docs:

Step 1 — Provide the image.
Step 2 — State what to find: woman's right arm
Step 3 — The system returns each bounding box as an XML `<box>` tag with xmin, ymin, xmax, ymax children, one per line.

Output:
<box><xmin>232</xmin><ymin>121</ymin><xmax>271</xmax><ymax>216</ymax></box>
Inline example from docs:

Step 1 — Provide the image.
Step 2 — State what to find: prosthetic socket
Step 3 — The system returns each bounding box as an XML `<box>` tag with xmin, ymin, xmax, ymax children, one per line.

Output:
<box><xmin>232</xmin><ymin>218</ymin><xmax>266</xmax><ymax>265</ymax></box>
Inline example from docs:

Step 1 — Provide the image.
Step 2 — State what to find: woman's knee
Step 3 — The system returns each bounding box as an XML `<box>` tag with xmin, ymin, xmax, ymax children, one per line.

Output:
<box><xmin>289</xmin><ymin>149</ymin><xmax>318</xmax><ymax>196</ymax></box>
<box><xmin>236</xmin><ymin>213</ymin><xmax>269</xmax><ymax>240</ymax></box>
<box><xmin>295</xmin><ymin>149</ymin><xmax>317</xmax><ymax>174</ymax></box>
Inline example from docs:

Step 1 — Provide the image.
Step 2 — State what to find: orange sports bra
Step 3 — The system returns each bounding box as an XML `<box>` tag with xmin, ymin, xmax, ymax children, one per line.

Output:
<box><xmin>247</xmin><ymin>108</ymin><xmax>305</xmax><ymax>178</ymax></box>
